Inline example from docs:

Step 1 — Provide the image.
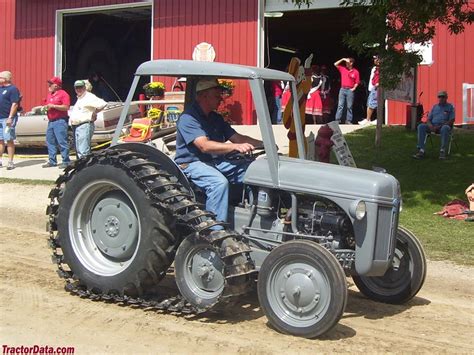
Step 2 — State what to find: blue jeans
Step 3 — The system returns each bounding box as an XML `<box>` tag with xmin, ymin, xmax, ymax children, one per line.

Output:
<box><xmin>335</xmin><ymin>88</ymin><xmax>354</xmax><ymax>123</ymax></box>
<box><xmin>73</xmin><ymin>122</ymin><xmax>94</xmax><ymax>158</ymax></box>
<box><xmin>417</xmin><ymin>123</ymin><xmax>451</xmax><ymax>151</ymax></box>
<box><xmin>46</xmin><ymin>118</ymin><xmax>70</xmax><ymax>165</ymax></box>
<box><xmin>183</xmin><ymin>159</ymin><xmax>251</xmax><ymax>223</ymax></box>
<box><xmin>275</xmin><ymin>96</ymin><xmax>282</xmax><ymax>124</ymax></box>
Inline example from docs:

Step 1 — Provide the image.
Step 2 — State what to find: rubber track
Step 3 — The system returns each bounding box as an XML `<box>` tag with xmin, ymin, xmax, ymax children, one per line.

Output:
<box><xmin>47</xmin><ymin>149</ymin><xmax>256</xmax><ymax>315</ymax></box>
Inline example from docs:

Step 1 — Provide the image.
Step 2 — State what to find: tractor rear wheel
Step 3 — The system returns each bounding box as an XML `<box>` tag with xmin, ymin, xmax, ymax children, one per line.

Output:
<box><xmin>55</xmin><ymin>154</ymin><xmax>176</xmax><ymax>296</ymax></box>
<box><xmin>257</xmin><ymin>240</ymin><xmax>347</xmax><ymax>338</ymax></box>
<box><xmin>352</xmin><ymin>226</ymin><xmax>427</xmax><ymax>304</ymax></box>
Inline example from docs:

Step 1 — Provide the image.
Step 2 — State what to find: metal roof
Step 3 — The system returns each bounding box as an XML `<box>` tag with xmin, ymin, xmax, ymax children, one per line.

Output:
<box><xmin>135</xmin><ymin>60</ymin><xmax>295</xmax><ymax>81</ymax></box>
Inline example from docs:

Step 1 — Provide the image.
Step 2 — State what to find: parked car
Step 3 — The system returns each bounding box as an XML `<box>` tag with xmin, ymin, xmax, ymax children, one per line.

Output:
<box><xmin>15</xmin><ymin>102</ymin><xmax>141</xmax><ymax>147</ymax></box>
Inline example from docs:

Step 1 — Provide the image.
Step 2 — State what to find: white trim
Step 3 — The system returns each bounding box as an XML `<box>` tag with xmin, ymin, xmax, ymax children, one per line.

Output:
<box><xmin>257</xmin><ymin>0</ymin><xmax>264</xmax><ymax>68</ymax></box>
<box><xmin>54</xmin><ymin>1</ymin><xmax>153</xmax><ymax>77</ymax></box>
<box><xmin>55</xmin><ymin>12</ymin><xmax>61</xmax><ymax>75</ymax></box>
<box><xmin>264</xmin><ymin>0</ymin><xmax>342</xmax><ymax>12</ymax></box>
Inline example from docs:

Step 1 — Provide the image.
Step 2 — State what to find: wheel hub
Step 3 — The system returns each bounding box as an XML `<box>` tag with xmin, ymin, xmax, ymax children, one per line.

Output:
<box><xmin>105</xmin><ymin>216</ymin><xmax>120</xmax><ymax>238</ymax></box>
<box><xmin>280</xmin><ymin>268</ymin><xmax>322</xmax><ymax>314</ymax></box>
<box><xmin>188</xmin><ymin>248</ymin><xmax>224</xmax><ymax>293</ymax></box>
<box><xmin>197</xmin><ymin>261</ymin><xmax>215</xmax><ymax>282</ymax></box>
<box><xmin>90</xmin><ymin>193</ymin><xmax>138</xmax><ymax>260</ymax></box>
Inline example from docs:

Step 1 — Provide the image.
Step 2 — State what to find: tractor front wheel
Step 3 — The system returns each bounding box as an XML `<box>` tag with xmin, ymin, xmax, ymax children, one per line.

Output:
<box><xmin>257</xmin><ymin>240</ymin><xmax>347</xmax><ymax>338</ymax></box>
<box><xmin>352</xmin><ymin>226</ymin><xmax>427</xmax><ymax>304</ymax></box>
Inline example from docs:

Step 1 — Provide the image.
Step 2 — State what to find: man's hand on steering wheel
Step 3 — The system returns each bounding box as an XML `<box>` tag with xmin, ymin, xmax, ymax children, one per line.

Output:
<box><xmin>232</xmin><ymin>142</ymin><xmax>255</xmax><ymax>154</ymax></box>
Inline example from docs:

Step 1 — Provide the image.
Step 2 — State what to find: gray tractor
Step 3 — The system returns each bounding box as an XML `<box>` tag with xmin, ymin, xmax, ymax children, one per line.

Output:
<box><xmin>48</xmin><ymin>60</ymin><xmax>426</xmax><ymax>338</ymax></box>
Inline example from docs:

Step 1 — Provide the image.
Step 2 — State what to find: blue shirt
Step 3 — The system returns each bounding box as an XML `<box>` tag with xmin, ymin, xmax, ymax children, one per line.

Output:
<box><xmin>428</xmin><ymin>103</ymin><xmax>455</xmax><ymax>126</ymax></box>
<box><xmin>175</xmin><ymin>101</ymin><xmax>236</xmax><ymax>164</ymax></box>
<box><xmin>0</xmin><ymin>84</ymin><xmax>20</xmax><ymax>118</ymax></box>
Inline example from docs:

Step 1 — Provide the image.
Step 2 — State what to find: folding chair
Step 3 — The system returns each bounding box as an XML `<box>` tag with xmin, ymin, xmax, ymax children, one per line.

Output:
<box><xmin>424</xmin><ymin>127</ymin><xmax>458</xmax><ymax>155</ymax></box>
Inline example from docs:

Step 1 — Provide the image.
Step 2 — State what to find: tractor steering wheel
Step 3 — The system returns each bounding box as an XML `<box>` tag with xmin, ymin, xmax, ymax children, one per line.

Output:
<box><xmin>225</xmin><ymin>145</ymin><xmax>266</xmax><ymax>161</ymax></box>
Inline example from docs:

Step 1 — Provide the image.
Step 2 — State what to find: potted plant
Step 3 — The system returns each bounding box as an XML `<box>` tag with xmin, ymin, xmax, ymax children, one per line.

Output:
<box><xmin>143</xmin><ymin>81</ymin><xmax>165</xmax><ymax>98</ymax></box>
<box><xmin>218</xmin><ymin>79</ymin><xmax>235</xmax><ymax>97</ymax></box>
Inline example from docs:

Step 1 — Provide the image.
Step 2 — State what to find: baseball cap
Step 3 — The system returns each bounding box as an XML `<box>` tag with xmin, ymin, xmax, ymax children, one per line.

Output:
<box><xmin>74</xmin><ymin>80</ymin><xmax>86</xmax><ymax>87</ymax></box>
<box><xmin>437</xmin><ymin>90</ymin><xmax>448</xmax><ymax>97</ymax></box>
<box><xmin>47</xmin><ymin>76</ymin><xmax>62</xmax><ymax>86</ymax></box>
<box><xmin>196</xmin><ymin>78</ymin><xmax>224</xmax><ymax>92</ymax></box>
<box><xmin>0</xmin><ymin>71</ymin><xmax>12</xmax><ymax>81</ymax></box>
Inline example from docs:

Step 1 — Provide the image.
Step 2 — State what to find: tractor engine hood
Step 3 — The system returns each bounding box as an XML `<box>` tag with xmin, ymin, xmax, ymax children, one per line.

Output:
<box><xmin>244</xmin><ymin>157</ymin><xmax>400</xmax><ymax>205</ymax></box>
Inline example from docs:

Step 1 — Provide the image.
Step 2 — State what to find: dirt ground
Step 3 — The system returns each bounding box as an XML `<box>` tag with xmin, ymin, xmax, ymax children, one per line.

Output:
<box><xmin>0</xmin><ymin>182</ymin><xmax>473</xmax><ymax>354</ymax></box>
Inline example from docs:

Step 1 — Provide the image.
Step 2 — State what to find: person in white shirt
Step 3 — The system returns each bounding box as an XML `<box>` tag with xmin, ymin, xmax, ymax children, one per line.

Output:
<box><xmin>69</xmin><ymin>80</ymin><xmax>107</xmax><ymax>158</ymax></box>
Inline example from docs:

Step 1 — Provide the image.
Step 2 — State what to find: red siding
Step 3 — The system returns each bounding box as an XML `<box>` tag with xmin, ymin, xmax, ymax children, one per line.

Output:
<box><xmin>0</xmin><ymin>0</ymin><xmax>146</xmax><ymax>112</ymax></box>
<box><xmin>388</xmin><ymin>21</ymin><xmax>474</xmax><ymax>125</ymax></box>
<box><xmin>153</xmin><ymin>0</ymin><xmax>259</xmax><ymax>124</ymax></box>
<box><xmin>1</xmin><ymin>0</ymin><xmax>258</xmax><ymax>124</ymax></box>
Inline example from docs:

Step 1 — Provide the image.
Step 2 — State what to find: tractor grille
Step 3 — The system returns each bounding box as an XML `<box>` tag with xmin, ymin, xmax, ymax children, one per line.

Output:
<box><xmin>374</xmin><ymin>203</ymin><xmax>399</xmax><ymax>261</ymax></box>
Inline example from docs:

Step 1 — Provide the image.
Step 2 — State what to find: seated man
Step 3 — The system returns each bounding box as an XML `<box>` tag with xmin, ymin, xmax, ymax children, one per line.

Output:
<box><xmin>413</xmin><ymin>90</ymin><xmax>455</xmax><ymax>160</ymax></box>
<box><xmin>175</xmin><ymin>77</ymin><xmax>263</xmax><ymax>223</ymax></box>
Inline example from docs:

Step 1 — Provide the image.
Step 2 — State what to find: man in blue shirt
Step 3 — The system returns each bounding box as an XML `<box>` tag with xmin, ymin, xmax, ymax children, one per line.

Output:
<box><xmin>175</xmin><ymin>77</ymin><xmax>262</xmax><ymax>223</ymax></box>
<box><xmin>0</xmin><ymin>71</ymin><xmax>20</xmax><ymax>170</ymax></box>
<box><xmin>413</xmin><ymin>90</ymin><xmax>455</xmax><ymax>160</ymax></box>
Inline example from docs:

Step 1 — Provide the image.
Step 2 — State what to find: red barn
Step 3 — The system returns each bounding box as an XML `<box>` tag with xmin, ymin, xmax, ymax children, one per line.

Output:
<box><xmin>1</xmin><ymin>0</ymin><xmax>472</xmax><ymax>125</ymax></box>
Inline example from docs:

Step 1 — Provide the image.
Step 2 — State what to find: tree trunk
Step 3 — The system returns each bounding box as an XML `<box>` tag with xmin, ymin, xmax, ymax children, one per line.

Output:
<box><xmin>375</xmin><ymin>86</ymin><xmax>384</xmax><ymax>148</ymax></box>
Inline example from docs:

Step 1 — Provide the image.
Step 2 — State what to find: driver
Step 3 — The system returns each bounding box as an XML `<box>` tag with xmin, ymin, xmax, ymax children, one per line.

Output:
<box><xmin>175</xmin><ymin>77</ymin><xmax>262</xmax><ymax>224</ymax></box>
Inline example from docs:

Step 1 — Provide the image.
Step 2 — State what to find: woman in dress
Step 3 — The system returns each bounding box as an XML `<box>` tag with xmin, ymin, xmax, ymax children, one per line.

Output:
<box><xmin>305</xmin><ymin>65</ymin><xmax>323</xmax><ymax>124</ymax></box>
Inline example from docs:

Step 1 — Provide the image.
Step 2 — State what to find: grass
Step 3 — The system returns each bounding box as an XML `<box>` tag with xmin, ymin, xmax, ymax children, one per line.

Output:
<box><xmin>344</xmin><ymin>126</ymin><xmax>474</xmax><ymax>265</ymax></box>
<box><xmin>0</xmin><ymin>177</ymin><xmax>55</xmax><ymax>186</ymax></box>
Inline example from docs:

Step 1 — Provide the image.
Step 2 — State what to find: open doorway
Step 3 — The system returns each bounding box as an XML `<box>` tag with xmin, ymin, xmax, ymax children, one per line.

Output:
<box><xmin>265</xmin><ymin>8</ymin><xmax>374</xmax><ymax>122</ymax></box>
<box><xmin>60</xmin><ymin>5</ymin><xmax>152</xmax><ymax>103</ymax></box>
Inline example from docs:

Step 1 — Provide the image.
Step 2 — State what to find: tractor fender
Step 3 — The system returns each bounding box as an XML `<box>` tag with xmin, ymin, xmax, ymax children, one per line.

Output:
<box><xmin>109</xmin><ymin>142</ymin><xmax>193</xmax><ymax>195</ymax></box>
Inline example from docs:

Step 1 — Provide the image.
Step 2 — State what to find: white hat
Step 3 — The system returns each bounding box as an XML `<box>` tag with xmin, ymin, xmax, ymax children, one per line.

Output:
<box><xmin>0</xmin><ymin>71</ymin><xmax>12</xmax><ymax>81</ymax></box>
<box><xmin>196</xmin><ymin>78</ymin><xmax>224</xmax><ymax>92</ymax></box>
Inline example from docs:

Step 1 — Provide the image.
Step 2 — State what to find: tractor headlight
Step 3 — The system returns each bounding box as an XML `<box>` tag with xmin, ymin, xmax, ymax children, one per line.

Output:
<box><xmin>350</xmin><ymin>200</ymin><xmax>366</xmax><ymax>220</ymax></box>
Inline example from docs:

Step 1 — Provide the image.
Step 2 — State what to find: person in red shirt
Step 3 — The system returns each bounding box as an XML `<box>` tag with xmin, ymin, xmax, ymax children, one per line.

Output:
<box><xmin>334</xmin><ymin>57</ymin><xmax>360</xmax><ymax>124</ymax></box>
<box><xmin>42</xmin><ymin>76</ymin><xmax>71</xmax><ymax>168</ymax></box>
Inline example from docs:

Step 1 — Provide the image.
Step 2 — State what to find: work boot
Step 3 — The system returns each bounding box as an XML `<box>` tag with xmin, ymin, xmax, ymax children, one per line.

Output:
<box><xmin>413</xmin><ymin>150</ymin><xmax>425</xmax><ymax>159</ymax></box>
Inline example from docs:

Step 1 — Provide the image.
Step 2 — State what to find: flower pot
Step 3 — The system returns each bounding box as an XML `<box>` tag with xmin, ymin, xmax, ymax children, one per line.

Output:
<box><xmin>145</xmin><ymin>88</ymin><xmax>164</xmax><ymax>98</ymax></box>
